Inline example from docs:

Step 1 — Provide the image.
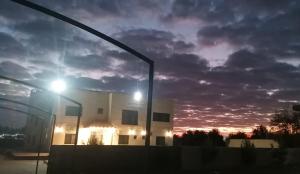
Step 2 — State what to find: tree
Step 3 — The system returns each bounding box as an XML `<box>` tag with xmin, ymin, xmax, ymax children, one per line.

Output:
<box><xmin>175</xmin><ymin>129</ymin><xmax>225</xmax><ymax>147</ymax></box>
<box><xmin>251</xmin><ymin>125</ymin><xmax>269</xmax><ymax>139</ymax></box>
<box><xmin>193</xmin><ymin>130</ymin><xmax>208</xmax><ymax>146</ymax></box>
<box><xmin>180</xmin><ymin>130</ymin><xmax>208</xmax><ymax>146</ymax></box>
<box><xmin>228</xmin><ymin>131</ymin><xmax>248</xmax><ymax>139</ymax></box>
<box><xmin>88</xmin><ymin>133</ymin><xmax>100</xmax><ymax>145</ymax></box>
<box><xmin>270</xmin><ymin>109</ymin><xmax>300</xmax><ymax>134</ymax></box>
<box><xmin>207</xmin><ymin>129</ymin><xmax>225</xmax><ymax>146</ymax></box>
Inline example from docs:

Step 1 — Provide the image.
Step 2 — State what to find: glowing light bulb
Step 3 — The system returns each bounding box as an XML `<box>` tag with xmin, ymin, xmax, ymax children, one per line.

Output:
<box><xmin>133</xmin><ymin>91</ymin><xmax>142</xmax><ymax>102</ymax></box>
<box><xmin>50</xmin><ymin>79</ymin><xmax>66</xmax><ymax>93</ymax></box>
<box><xmin>128</xmin><ymin>129</ymin><xmax>136</xmax><ymax>135</ymax></box>
<box><xmin>141</xmin><ymin>130</ymin><xmax>146</xmax><ymax>136</ymax></box>
<box><xmin>165</xmin><ymin>131</ymin><xmax>173</xmax><ymax>138</ymax></box>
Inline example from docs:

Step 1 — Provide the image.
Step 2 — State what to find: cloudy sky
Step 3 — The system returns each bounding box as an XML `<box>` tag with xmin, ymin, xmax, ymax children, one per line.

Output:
<box><xmin>1</xmin><ymin>0</ymin><xmax>300</xmax><ymax>134</ymax></box>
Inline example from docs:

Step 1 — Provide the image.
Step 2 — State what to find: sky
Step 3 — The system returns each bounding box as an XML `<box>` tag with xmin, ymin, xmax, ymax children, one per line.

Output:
<box><xmin>0</xmin><ymin>0</ymin><xmax>300</xmax><ymax>134</ymax></box>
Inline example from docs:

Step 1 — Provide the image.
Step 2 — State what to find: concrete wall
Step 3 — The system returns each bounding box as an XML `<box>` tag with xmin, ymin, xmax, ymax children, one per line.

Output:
<box><xmin>47</xmin><ymin>146</ymin><xmax>300</xmax><ymax>174</ymax></box>
<box><xmin>47</xmin><ymin>145</ymin><xmax>180</xmax><ymax>174</ymax></box>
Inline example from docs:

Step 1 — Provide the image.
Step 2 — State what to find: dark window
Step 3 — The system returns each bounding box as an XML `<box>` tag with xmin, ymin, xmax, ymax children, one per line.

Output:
<box><xmin>156</xmin><ymin>136</ymin><xmax>165</xmax><ymax>146</ymax></box>
<box><xmin>30</xmin><ymin>116</ymin><xmax>34</xmax><ymax>123</ymax></box>
<box><xmin>64</xmin><ymin>134</ymin><xmax>76</xmax><ymax>144</ymax></box>
<box><xmin>122</xmin><ymin>110</ymin><xmax>138</xmax><ymax>125</ymax></box>
<box><xmin>118</xmin><ymin>135</ymin><xmax>129</xmax><ymax>144</ymax></box>
<box><xmin>153</xmin><ymin>112</ymin><xmax>170</xmax><ymax>122</ymax></box>
<box><xmin>34</xmin><ymin>118</ymin><xmax>39</xmax><ymax>126</ymax></box>
<box><xmin>293</xmin><ymin>105</ymin><xmax>300</xmax><ymax>111</ymax></box>
<box><xmin>97</xmin><ymin>108</ymin><xmax>103</xmax><ymax>114</ymax></box>
<box><xmin>65</xmin><ymin>106</ymin><xmax>80</xmax><ymax>116</ymax></box>
<box><xmin>31</xmin><ymin>135</ymin><xmax>36</xmax><ymax>146</ymax></box>
<box><xmin>27</xmin><ymin>135</ymin><xmax>31</xmax><ymax>143</ymax></box>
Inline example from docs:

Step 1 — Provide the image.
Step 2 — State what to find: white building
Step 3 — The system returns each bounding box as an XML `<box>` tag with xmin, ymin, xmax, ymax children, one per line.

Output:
<box><xmin>25</xmin><ymin>89</ymin><xmax>174</xmax><ymax>149</ymax></box>
<box><xmin>228</xmin><ymin>139</ymin><xmax>279</xmax><ymax>148</ymax></box>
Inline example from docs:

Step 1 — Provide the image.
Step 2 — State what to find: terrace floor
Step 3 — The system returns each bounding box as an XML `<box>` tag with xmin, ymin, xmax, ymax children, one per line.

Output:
<box><xmin>0</xmin><ymin>154</ymin><xmax>47</xmax><ymax>174</ymax></box>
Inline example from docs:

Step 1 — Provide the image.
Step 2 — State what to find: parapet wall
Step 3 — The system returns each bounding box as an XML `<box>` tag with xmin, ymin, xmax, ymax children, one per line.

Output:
<box><xmin>47</xmin><ymin>145</ymin><xmax>300</xmax><ymax>174</ymax></box>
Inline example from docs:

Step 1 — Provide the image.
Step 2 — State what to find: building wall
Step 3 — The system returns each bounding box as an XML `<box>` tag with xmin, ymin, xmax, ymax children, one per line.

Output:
<box><xmin>228</xmin><ymin>139</ymin><xmax>279</xmax><ymax>148</ymax></box>
<box><xmin>48</xmin><ymin>146</ymin><xmax>300</xmax><ymax>173</ymax></box>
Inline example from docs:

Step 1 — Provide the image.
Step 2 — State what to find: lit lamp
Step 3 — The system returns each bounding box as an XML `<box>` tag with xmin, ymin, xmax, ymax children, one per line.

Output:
<box><xmin>54</xmin><ymin>126</ymin><xmax>64</xmax><ymax>133</ymax></box>
<box><xmin>133</xmin><ymin>91</ymin><xmax>142</xmax><ymax>102</ymax></box>
<box><xmin>128</xmin><ymin>129</ymin><xmax>136</xmax><ymax>136</ymax></box>
<box><xmin>50</xmin><ymin>79</ymin><xmax>66</xmax><ymax>93</ymax></box>
<box><xmin>165</xmin><ymin>131</ymin><xmax>173</xmax><ymax>138</ymax></box>
<box><xmin>141</xmin><ymin>130</ymin><xmax>146</xmax><ymax>136</ymax></box>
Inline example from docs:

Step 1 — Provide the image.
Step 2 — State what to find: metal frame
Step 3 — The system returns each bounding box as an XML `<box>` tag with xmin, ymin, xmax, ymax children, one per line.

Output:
<box><xmin>10</xmin><ymin>0</ymin><xmax>154</xmax><ymax>147</ymax></box>
<box><xmin>0</xmin><ymin>75</ymin><xmax>82</xmax><ymax>146</ymax></box>
<box><xmin>0</xmin><ymin>97</ymin><xmax>53</xmax><ymax>115</ymax></box>
<box><xmin>0</xmin><ymin>105</ymin><xmax>51</xmax><ymax>174</ymax></box>
<box><xmin>0</xmin><ymin>74</ymin><xmax>82</xmax><ymax>173</ymax></box>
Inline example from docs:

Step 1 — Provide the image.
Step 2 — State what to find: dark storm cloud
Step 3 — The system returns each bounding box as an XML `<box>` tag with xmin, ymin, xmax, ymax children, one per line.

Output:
<box><xmin>156</xmin><ymin>53</ymin><xmax>208</xmax><ymax>78</ymax></box>
<box><xmin>113</xmin><ymin>29</ymin><xmax>205</xmax><ymax>78</ymax></box>
<box><xmin>225</xmin><ymin>50</ymin><xmax>275</xmax><ymax>69</ymax></box>
<box><xmin>0</xmin><ymin>32</ymin><xmax>25</xmax><ymax>59</ymax></box>
<box><xmin>115</xmin><ymin>29</ymin><xmax>177</xmax><ymax>57</ymax></box>
<box><xmin>0</xmin><ymin>61</ymin><xmax>31</xmax><ymax>79</ymax></box>
<box><xmin>67</xmin><ymin>75</ymin><xmax>148</xmax><ymax>94</ymax></box>
<box><xmin>30</xmin><ymin>0</ymin><xmax>167</xmax><ymax>20</ymax></box>
<box><xmin>206</xmin><ymin>50</ymin><xmax>300</xmax><ymax>89</ymax></box>
<box><xmin>64</xmin><ymin>54</ymin><xmax>112</xmax><ymax>70</ymax></box>
<box><xmin>109</xmin><ymin>27</ymin><xmax>300</xmax><ymax>127</ymax></box>
<box><xmin>0</xmin><ymin>1</ymin><xmax>39</xmax><ymax>23</ymax></box>
<box><xmin>14</xmin><ymin>19</ymin><xmax>74</xmax><ymax>54</ymax></box>
<box><xmin>1</xmin><ymin>0</ymin><xmax>300</xmax><ymax>132</ymax></box>
<box><xmin>115</xmin><ymin>29</ymin><xmax>195</xmax><ymax>57</ymax></box>
<box><xmin>182</xmin><ymin>0</ymin><xmax>300</xmax><ymax>59</ymax></box>
<box><xmin>15</xmin><ymin>19</ymin><xmax>69</xmax><ymax>38</ymax></box>
<box><xmin>165</xmin><ymin>0</ymin><xmax>300</xmax><ymax>62</ymax></box>
<box><xmin>163</xmin><ymin>49</ymin><xmax>300</xmax><ymax>130</ymax></box>
<box><xmin>173</xmin><ymin>41</ymin><xmax>195</xmax><ymax>53</ymax></box>
<box><xmin>166</xmin><ymin>0</ymin><xmax>295</xmax><ymax>23</ymax></box>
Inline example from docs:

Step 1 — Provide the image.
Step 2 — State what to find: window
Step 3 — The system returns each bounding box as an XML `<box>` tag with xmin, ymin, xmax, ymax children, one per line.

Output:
<box><xmin>31</xmin><ymin>135</ymin><xmax>36</xmax><ymax>146</ymax></box>
<box><xmin>65</xmin><ymin>106</ymin><xmax>80</xmax><ymax>116</ymax></box>
<box><xmin>293</xmin><ymin>105</ymin><xmax>300</xmax><ymax>111</ymax></box>
<box><xmin>156</xmin><ymin>136</ymin><xmax>165</xmax><ymax>146</ymax></box>
<box><xmin>118</xmin><ymin>135</ymin><xmax>129</xmax><ymax>144</ymax></box>
<box><xmin>64</xmin><ymin>134</ymin><xmax>76</xmax><ymax>144</ymax></box>
<box><xmin>27</xmin><ymin>135</ymin><xmax>31</xmax><ymax>143</ymax></box>
<box><xmin>122</xmin><ymin>110</ymin><xmax>138</xmax><ymax>125</ymax></box>
<box><xmin>34</xmin><ymin>117</ymin><xmax>38</xmax><ymax>126</ymax></box>
<box><xmin>97</xmin><ymin>108</ymin><xmax>103</xmax><ymax>114</ymax></box>
<box><xmin>153</xmin><ymin>112</ymin><xmax>170</xmax><ymax>122</ymax></box>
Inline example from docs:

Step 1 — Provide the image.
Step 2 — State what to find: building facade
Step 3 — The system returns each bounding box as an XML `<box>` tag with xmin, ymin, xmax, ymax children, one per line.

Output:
<box><xmin>25</xmin><ymin>89</ymin><xmax>174</xmax><ymax>149</ymax></box>
<box><xmin>228</xmin><ymin>139</ymin><xmax>279</xmax><ymax>148</ymax></box>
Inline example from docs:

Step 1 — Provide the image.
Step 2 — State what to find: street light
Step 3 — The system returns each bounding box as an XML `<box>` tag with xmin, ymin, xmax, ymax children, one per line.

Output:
<box><xmin>50</xmin><ymin>79</ymin><xmax>66</xmax><ymax>93</ymax></box>
<box><xmin>134</xmin><ymin>91</ymin><xmax>142</xmax><ymax>102</ymax></box>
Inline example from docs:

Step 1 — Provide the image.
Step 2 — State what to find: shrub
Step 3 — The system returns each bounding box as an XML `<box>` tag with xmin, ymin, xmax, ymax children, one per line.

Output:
<box><xmin>87</xmin><ymin>134</ymin><xmax>99</xmax><ymax>145</ymax></box>
<box><xmin>201</xmin><ymin>147</ymin><xmax>219</xmax><ymax>165</ymax></box>
<box><xmin>271</xmin><ymin>148</ymin><xmax>287</xmax><ymax>166</ymax></box>
<box><xmin>241</xmin><ymin>139</ymin><xmax>256</xmax><ymax>166</ymax></box>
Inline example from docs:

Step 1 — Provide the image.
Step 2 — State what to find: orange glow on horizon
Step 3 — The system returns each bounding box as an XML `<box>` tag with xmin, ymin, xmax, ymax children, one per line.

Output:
<box><xmin>173</xmin><ymin>126</ymin><xmax>256</xmax><ymax>137</ymax></box>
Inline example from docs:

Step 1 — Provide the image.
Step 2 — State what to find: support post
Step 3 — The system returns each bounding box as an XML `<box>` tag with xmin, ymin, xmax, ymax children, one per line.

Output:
<box><xmin>35</xmin><ymin>120</ymin><xmax>45</xmax><ymax>174</ymax></box>
<box><xmin>145</xmin><ymin>62</ymin><xmax>154</xmax><ymax>147</ymax></box>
